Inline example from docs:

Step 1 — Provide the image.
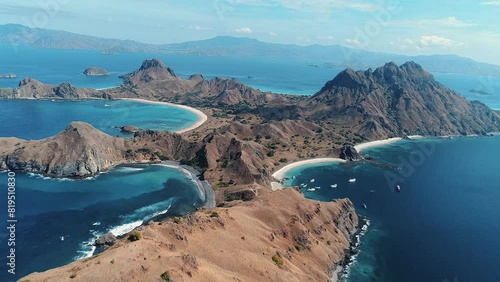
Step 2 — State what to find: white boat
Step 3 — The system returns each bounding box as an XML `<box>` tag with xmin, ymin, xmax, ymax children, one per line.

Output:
<box><xmin>330</xmin><ymin>184</ymin><xmax>338</xmax><ymax>188</ymax></box>
<box><xmin>370</xmin><ymin>190</ymin><xmax>376</xmax><ymax>193</ymax></box>
<box><xmin>310</xmin><ymin>179</ymin><xmax>315</xmax><ymax>183</ymax></box>
<box><xmin>60</xmin><ymin>236</ymin><xmax>65</xmax><ymax>241</ymax></box>
<box><xmin>363</xmin><ymin>204</ymin><xmax>367</xmax><ymax>209</ymax></box>
<box><xmin>348</xmin><ymin>178</ymin><xmax>356</xmax><ymax>183</ymax></box>
<box><xmin>306</xmin><ymin>188</ymin><xmax>316</xmax><ymax>192</ymax></box>
<box><xmin>314</xmin><ymin>186</ymin><xmax>321</xmax><ymax>189</ymax></box>
<box><xmin>396</xmin><ymin>185</ymin><xmax>401</xmax><ymax>192</ymax></box>
<box><xmin>104</xmin><ymin>104</ymin><xmax>110</xmax><ymax>107</ymax></box>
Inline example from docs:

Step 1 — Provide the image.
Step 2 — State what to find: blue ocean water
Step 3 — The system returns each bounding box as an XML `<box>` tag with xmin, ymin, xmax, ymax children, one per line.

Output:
<box><xmin>1</xmin><ymin>43</ymin><xmax>499</xmax><ymax>109</ymax></box>
<box><xmin>0</xmin><ymin>164</ymin><xmax>203</xmax><ymax>280</ymax></box>
<box><xmin>285</xmin><ymin>136</ymin><xmax>500</xmax><ymax>282</ymax></box>
<box><xmin>1</xmin><ymin>44</ymin><xmax>500</xmax><ymax>281</ymax></box>
<box><xmin>0</xmin><ymin>43</ymin><xmax>336</xmax><ymax>95</ymax></box>
<box><xmin>0</xmin><ymin>99</ymin><xmax>199</xmax><ymax>139</ymax></box>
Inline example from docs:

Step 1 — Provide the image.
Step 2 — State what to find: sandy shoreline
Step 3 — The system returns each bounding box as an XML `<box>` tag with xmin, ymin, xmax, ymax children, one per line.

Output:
<box><xmin>157</xmin><ymin>161</ymin><xmax>216</xmax><ymax>208</ymax></box>
<box><xmin>272</xmin><ymin>158</ymin><xmax>347</xmax><ymax>181</ymax></box>
<box><xmin>120</xmin><ymin>98</ymin><xmax>208</xmax><ymax>133</ymax></box>
<box><xmin>354</xmin><ymin>137</ymin><xmax>403</xmax><ymax>152</ymax></box>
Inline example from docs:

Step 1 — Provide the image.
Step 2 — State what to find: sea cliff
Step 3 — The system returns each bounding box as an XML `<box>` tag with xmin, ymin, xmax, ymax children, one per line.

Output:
<box><xmin>21</xmin><ymin>189</ymin><xmax>359</xmax><ymax>282</ymax></box>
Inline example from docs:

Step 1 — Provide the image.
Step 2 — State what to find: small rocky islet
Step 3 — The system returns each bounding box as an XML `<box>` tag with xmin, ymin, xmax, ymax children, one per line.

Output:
<box><xmin>83</xmin><ymin>67</ymin><xmax>111</xmax><ymax>76</ymax></box>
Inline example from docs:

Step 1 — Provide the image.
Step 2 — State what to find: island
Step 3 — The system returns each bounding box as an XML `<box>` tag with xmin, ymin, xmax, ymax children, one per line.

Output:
<box><xmin>83</xmin><ymin>67</ymin><xmax>111</xmax><ymax>76</ymax></box>
<box><xmin>0</xmin><ymin>73</ymin><xmax>16</xmax><ymax>79</ymax></box>
<box><xmin>2</xmin><ymin>59</ymin><xmax>499</xmax><ymax>282</ymax></box>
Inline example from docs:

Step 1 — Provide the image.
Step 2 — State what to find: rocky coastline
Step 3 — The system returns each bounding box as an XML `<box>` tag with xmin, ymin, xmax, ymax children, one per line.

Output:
<box><xmin>335</xmin><ymin>216</ymin><xmax>370</xmax><ymax>281</ymax></box>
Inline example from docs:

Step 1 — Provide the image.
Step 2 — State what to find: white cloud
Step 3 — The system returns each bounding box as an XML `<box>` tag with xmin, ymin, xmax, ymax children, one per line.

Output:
<box><xmin>235</xmin><ymin>27</ymin><xmax>252</xmax><ymax>34</ymax></box>
<box><xmin>244</xmin><ymin>0</ymin><xmax>382</xmax><ymax>12</ymax></box>
<box><xmin>481</xmin><ymin>1</ymin><xmax>500</xmax><ymax>6</ymax></box>
<box><xmin>297</xmin><ymin>36</ymin><xmax>312</xmax><ymax>43</ymax></box>
<box><xmin>420</xmin><ymin>35</ymin><xmax>453</xmax><ymax>47</ymax></box>
<box><xmin>391</xmin><ymin>17</ymin><xmax>477</xmax><ymax>28</ymax></box>
<box><xmin>191</xmin><ymin>25</ymin><xmax>213</xmax><ymax>31</ymax></box>
<box><xmin>317</xmin><ymin>35</ymin><xmax>335</xmax><ymax>40</ymax></box>
<box><xmin>391</xmin><ymin>36</ymin><xmax>463</xmax><ymax>51</ymax></box>
<box><xmin>344</xmin><ymin>38</ymin><xmax>361</xmax><ymax>46</ymax></box>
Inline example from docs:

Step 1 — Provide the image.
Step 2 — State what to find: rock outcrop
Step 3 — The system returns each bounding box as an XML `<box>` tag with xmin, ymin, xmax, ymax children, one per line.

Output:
<box><xmin>95</xmin><ymin>232</ymin><xmax>117</xmax><ymax>246</ymax></box>
<box><xmin>339</xmin><ymin>145</ymin><xmax>361</xmax><ymax>161</ymax></box>
<box><xmin>120</xmin><ymin>125</ymin><xmax>139</xmax><ymax>133</ymax></box>
<box><xmin>0</xmin><ymin>122</ymin><xmax>126</xmax><ymax>178</ymax></box>
<box><xmin>83</xmin><ymin>67</ymin><xmax>111</xmax><ymax>76</ymax></box>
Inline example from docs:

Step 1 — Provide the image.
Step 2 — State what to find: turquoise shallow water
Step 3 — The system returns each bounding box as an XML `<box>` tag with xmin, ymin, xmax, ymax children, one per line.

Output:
<box><xmin>285</xmin><ymin>136</ymin><xmax>500</xmax><ymax>282</ymax></box>
<box><xmin>0</xmin><ymin>99</ymin><xmax>199</xmax><ymax>139</ymax></box>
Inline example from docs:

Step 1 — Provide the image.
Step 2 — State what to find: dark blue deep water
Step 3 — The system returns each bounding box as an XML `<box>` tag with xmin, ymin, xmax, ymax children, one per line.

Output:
<box><xmin>1</xmin><ymin>44</ymin><xmax>500</xmax><ymax>281</ymax></box>
<box><xmin>285</xmin><ymin>137</ymin><xmax>500</xmax><ymax>282</ymax></box>
<box><xmin>0</xmin><ymin>165</ymin><xmax>203</xmax><ymax>280</ymax></box>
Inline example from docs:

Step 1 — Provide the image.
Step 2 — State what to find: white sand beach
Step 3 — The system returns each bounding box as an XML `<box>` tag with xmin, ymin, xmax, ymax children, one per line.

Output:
<box><xmin>272</xmin><ymin>158</ymin><xmax>347</xmax><ymax>181</ymax></box>
<box><xmin>354</xmin><ymin>137</ymin><xmax>403</xmax><ymax>152</ymax></box>
<box><xmin>120</xmin><ymin>98</ymin><xmax>208</xmax><ymax>133</ymax></box>
<box><xmin>407</xmin><ymin>135</ymin><xmax>424</xmax><ymax>139</ymax></box>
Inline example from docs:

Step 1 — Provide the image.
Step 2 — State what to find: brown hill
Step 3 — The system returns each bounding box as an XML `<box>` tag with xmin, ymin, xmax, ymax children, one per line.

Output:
<box><xmin>303</xmin><ymin>62</ymin><xmax>500</xmax><ymax>139</ymax></box>
<box><xmin>0</xmin><ymin>122</ymin><xmax>126</xmax><ymax>178</ymax></box>
<box><xmin>121</xmin><ymin>58</ymin><xmax>177</xmax><ymax>85</ymax></box>
<box><xmin>105</xmin><ymin>58</ymin><xmax>287</xmax><ymax>106</ymax></box>
<box><xmin>21</xmin><ymin>188</ymin><xmax>359</xmax><ymax>282</ymax></box>
<box><xmin>0</xmin><ymin>77</ymin><xmax>106</xmax><ymax>99</ymax></box>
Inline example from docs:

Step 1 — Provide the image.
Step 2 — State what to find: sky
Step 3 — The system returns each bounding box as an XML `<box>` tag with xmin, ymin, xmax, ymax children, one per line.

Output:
<box><xmin>0</xmin><ymin>0</ymin><xmax>499</xmax><ymax>64</ymax></box>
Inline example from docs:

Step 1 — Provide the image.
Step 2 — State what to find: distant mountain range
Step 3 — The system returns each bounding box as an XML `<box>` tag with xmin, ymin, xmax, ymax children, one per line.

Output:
<box><xmin>1</xmin><ymin>24</ymin><xmax>500</xmax><ymax>77</ymax></box>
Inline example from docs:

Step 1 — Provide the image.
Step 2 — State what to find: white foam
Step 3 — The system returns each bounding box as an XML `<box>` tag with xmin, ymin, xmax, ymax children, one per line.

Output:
<box><xmin>74</xmin><ymin>229</ymin><xmax>101</xmax><ymax>260</ymax></box>
<box><xmin>26</xmin><ymin>172</ymin><xmax>97</xmax><ymax>182</ymax></box>
<box><xmin>109</xmin><ymin>220</ymin><xmax>144</xmax><ymax>237</ymax></box>
<box><xmin>75</xmin><ymin>244</ymin><xmax>96</xmax><ymax>260</ymax></box>
<box><xmin>150</xmin><ymin>204</ymin><xmax>172</xmax><ymax>218</ymax></box>
<box><xmin>116</xmin><ymin>167</ymin><xmax>145</xmax><ymax>173</ymax></box>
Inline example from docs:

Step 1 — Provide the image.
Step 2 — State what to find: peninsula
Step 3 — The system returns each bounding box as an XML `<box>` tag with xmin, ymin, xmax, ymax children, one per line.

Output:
<box><xmin>2</xmin><ymin>59</ymin><xmax>499</xmax><ymax>281</ymax></box>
